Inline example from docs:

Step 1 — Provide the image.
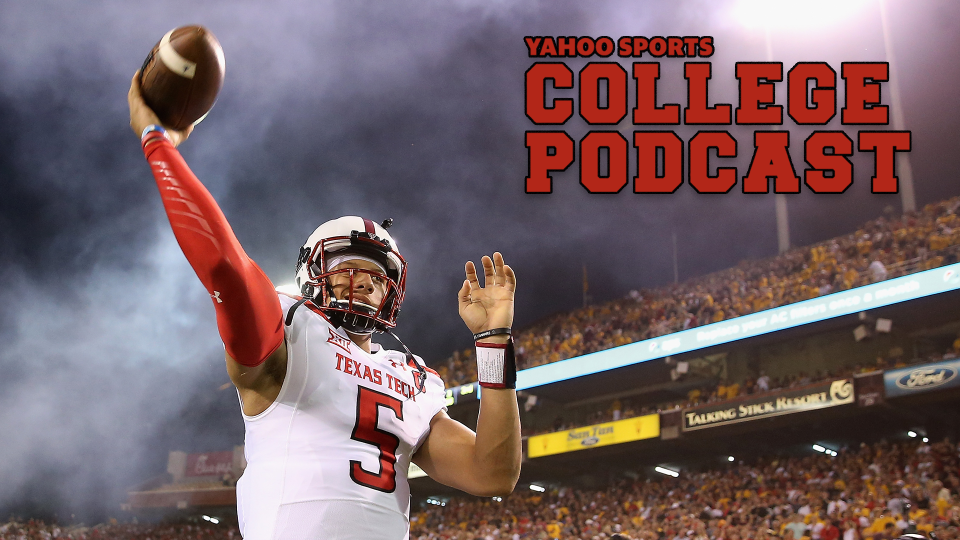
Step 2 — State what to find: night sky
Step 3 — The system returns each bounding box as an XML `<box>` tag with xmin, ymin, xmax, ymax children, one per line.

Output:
<box><xmin>1</xmin><ymin>0</ymin><xmax>958</xmax><ymax>522</ymax></box>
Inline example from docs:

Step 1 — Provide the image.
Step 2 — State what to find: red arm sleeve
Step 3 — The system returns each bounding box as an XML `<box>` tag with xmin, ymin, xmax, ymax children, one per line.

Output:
<box><xmin>142</xmin><ymin>135</ymin><xmax>284</xmax><ymax>367</ymax></box>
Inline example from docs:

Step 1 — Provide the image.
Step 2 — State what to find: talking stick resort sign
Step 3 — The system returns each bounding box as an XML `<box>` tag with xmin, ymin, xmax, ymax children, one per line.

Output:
<box><xmin>683</xmin><ymin>379</ymin><xmax>855</xmax><ymax>431</ymax></box>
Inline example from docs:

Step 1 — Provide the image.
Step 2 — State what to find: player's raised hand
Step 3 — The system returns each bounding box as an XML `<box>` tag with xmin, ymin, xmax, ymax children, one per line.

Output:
<box><xmin>128</xmin><ymin>72</ymin><xmax>193</xmax><ymax>148</ymax></box>
<box><xmin>458</xmin><ymin>252</ymin><xmax>516</xmax><ymax>338</ymax></box>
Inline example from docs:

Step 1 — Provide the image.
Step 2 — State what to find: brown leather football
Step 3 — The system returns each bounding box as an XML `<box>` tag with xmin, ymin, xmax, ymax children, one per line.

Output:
<box><xmin>139</xmin><ymin>25</ymin><xmax>225</xmax><ymax>130</ymax></box>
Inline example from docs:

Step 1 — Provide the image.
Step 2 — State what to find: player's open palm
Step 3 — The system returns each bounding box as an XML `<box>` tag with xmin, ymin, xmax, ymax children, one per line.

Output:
<box><xmin>458</xmin><ymin>252</ymin><xmax>516</xmax><ymax>335</ymax></box>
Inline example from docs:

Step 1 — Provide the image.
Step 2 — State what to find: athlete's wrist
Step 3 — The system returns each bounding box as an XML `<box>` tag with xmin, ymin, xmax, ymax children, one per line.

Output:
<box><xmin>473</xmin><ymin>327</ymin><xmax>511</xmax><ymax>343</ymax></box>
<box><xmin>141</xmin><ymin>124</ymin><xmax>171</xmax><ymax>152</ymax></box>
<box><xmin>476</xmin><ymin>335</ymin><xmax>510</xmax><ymax>345</ymax></box>
<box><xmin>476</xmin><ymin>337</ymin><xmax>516</xmax><ymax>389</ymax></box>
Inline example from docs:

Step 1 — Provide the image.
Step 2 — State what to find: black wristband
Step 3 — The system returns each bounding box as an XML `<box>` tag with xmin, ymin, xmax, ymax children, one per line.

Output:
<box><xmin>473</xmin><ymin>327</ymin><xmax>512</xmax><ymax>341</ymax></box>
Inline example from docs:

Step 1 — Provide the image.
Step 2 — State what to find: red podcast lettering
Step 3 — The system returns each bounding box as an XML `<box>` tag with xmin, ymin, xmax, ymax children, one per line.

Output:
<box><xmin>525</xmin><ymin>131</ymin><xmax>575</xmax><ymax>193</ymax></box>
<box><xmin>804</xmin><ymin>131</ymin><xmax>854</xmax><ymax>193</ymax></box>
<box><xmin>580</xmin><ymin>63</ymin><xmax>628</xmax><ymax>125</ymax></box>
<box><xmin>689</xmin><ymin>131</ymin><xmax>738</xmax><ymax>194</ymax></box>
<box><xmin>634</xmin><ymin>131</ymin><xmax>683</xmax><ymax>193</ymax></box>
<box><xmin>580</xmin><ymin>131</ymin><xmax>628</xmax><ymax>194</ymax></box>
<box><xmin>684</xmin><ymin>62</ymin><xmax>732</xmax><ymax>124</ymax></box>
<box><xmin>788</xmin><ymin>62</ymin><xmax>836</xmax><ymax>125</ymax></box>
<box><xmin>632</xmin><ymin>63</ymin><xmax>680</xmax><ymax>125</ymax></box>
<box><xmin>525</xmin><ymin>62</ymin><xmax>574</xmax><ymax>124</ymax></box>
<box><xmin>841</xmin><ymin>62</ymin><xmax>889</xmax><ymax>124</ymax></box>
<box><xmin>859</xmin><ymin>131</ymin><xmax>911</xmax><ymax>193</ymax></box>
<box><xmin>742</xmin><ymin>131</ymin><xmax>801</xmax><ymax>194</ymax></box>
<box><xmin>735</xmin><ymin>62</ymin><xmax>783</xmax><ymax>125</ymax></box>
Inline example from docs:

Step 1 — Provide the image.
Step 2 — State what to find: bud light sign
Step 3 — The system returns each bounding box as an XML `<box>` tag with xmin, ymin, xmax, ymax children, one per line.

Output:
<box><xmin>884</xmin><ymin>359</ymin><xmax>960</xmax><ymax>399</ymax></box>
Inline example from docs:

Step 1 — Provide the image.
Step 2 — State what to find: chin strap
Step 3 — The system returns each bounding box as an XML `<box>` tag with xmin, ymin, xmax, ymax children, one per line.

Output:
<box><xmin>285</xmin><ymin>297</ymin><xmax>309</xmax><ymax>326</ymax></box>
<box><xmin>383</xmin><ymin>328</ymin><xmax>428</xmax><ymax>398</ymax></box>
<box><xmin>284</xmin><ymin>296</ymin><xmax>427</xmax><ymax>399</ymax></box>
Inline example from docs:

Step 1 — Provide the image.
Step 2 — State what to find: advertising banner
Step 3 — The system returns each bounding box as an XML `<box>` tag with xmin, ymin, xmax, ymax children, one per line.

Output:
<box><xmin>184</xmin><ymin>451</ymin><xmax>235</xmax><ymax>477</ymax></box>
<box><xmin>855</xmin><ymin>371</ymin><xmax>885</xmax><ymax>407</ymax></box>
<box><xmin>528</xmin><ymin>414</ymin><xmax>659</xmax><ymax>458</ymax></box>
<box><xmin>682</xmin><ymin>378</ymin><xmax>854</xmax><ymax>431</ymax></box>
<box><xmin>884</xmin><ymin>359</ymin><xmax>960</xmax><ymax>398</ymax></box>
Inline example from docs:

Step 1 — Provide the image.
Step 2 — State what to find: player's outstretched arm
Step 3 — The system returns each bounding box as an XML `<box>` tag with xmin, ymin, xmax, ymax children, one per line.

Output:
<box><xmin>413</xmin><ymin>253</ymin><xmax>522</xmax><ymax>496</ymax></box>
<box><xmin>128</xmin><ymin>73</ymin><xmax>285</xmax><ymax>382</ymax></box>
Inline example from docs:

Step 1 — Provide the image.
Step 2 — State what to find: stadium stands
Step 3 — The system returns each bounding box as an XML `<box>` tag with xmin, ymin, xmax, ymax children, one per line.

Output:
<box><xmin>19</xmin><ymin>438</ymin><xmax>956</xmax><ymax>539</ymax></box>
<box><xmin>521</xmin><ymin>345</ymin><xmax>960</xmax><ymax>438</ymax></box>
<box><xmin>409</xmin><ymin>438</ymin><xmax>959</xmax><ymax>540</ymax></box>
<box><xmin>0</xmin><ymin>519</ymin><xmax>239</xmax><ymax>539</ymax></box>
<box><xmin>436</xmin><ymin>197</ymin><xmax>960</xmax><ymax>389</ymax></box>
<box><xmin>99</xmin><ymin>197</ymin><xmax>960</xmax><ymax>539</ymax></box>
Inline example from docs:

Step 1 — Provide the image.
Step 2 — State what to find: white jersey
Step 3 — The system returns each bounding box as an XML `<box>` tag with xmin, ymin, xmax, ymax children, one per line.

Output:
<box><xmin>236</xmin><ymin>294</ymin><xmax>447</xmax><ymax>540</ymax></box>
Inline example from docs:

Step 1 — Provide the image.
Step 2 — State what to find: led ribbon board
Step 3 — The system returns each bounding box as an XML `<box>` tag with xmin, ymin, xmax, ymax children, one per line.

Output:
<box><xmin>516</xmin><ymin>264</ymin><xmax>960</xmax><ymax>390</ymax></box>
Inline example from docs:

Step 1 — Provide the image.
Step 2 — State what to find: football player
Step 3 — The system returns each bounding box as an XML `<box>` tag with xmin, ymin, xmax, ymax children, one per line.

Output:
<box><xmin>128</xmin><ymin>74</ymin><xmax>521</xmax><ymax>539</ymax></box>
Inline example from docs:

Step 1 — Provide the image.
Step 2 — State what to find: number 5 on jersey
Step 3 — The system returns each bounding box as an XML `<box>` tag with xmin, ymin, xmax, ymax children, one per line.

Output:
<box><xmin>350</xmin><ymin>386</ymin><xmax>404</xmax><ymax>493</ymax></box>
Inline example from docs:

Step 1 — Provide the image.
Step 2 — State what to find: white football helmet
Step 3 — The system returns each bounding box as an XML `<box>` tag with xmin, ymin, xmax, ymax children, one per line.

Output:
<box><xmin>294</xmin><ymin>216</ymin><xmax>406</xmax><ymax>334</ymax></box>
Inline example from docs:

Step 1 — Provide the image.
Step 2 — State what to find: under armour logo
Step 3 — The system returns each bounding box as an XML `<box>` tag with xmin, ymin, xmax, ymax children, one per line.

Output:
<box><xmin>211</xmin><ymin>291</ymin><xmax>222</xmax><ymax>303</ymax></box>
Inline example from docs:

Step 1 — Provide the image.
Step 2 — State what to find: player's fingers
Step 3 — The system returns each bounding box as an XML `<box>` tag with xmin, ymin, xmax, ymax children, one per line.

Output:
<box><xmin>128</xmin><ymin>75</ymin><xmax>138</xmax><ymax>112</ymax></box>
<box><xmin>172</xmin><ymin>124</ymin><xmax>195</xmax><ymax>147</ymax></box>
<box><xmin>465</xmin><ymin>261</ymin><xmax>480</xmax><ymax>288</ymax></box>
<box><xmin>457</xmin><ymin>279</ymin><xmax>471</xmax><ymax>309</ymax></box>
<box><xmin>492</xmin><ymin>252</ymin><xmax>506</xmax><ymax>287</ymax></box>
<box><xmin>504</xmin><ymin>264</ymin><xmax>517</xmax><ymax>292</ymax></box>
<box><xmin>129</xmin><ymin>72</ymin><xmax>145</xmax><ymax>107</ymax></box>
<box><xmin>480</xmin><ymin>255</ymin><xmax>495</xmax><ymax>288</ymax></box>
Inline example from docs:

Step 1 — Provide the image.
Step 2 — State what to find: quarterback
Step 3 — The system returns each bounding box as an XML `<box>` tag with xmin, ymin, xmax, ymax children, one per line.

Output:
<box><xmin>128</xmin><ymin>74</ymin><xmax>522</xmax><ymax>539</ymax></box>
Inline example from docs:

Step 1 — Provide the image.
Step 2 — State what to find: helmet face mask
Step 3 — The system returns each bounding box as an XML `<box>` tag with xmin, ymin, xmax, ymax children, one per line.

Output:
<box><xmin>319</xmin><ymin>265</ymin><xmax>402</xmax><ymax>335</ymax></box>
<box><xmin>294</xmin><ymin>217</ymin><xmax>406</xmax><ymax>334</ymax></box>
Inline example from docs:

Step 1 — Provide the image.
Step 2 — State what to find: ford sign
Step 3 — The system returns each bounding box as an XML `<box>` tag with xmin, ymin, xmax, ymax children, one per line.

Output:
<box><xmin>896</xmin><ymin>367</ymin><xmax>957</xmax><ymax>390</ymax></box>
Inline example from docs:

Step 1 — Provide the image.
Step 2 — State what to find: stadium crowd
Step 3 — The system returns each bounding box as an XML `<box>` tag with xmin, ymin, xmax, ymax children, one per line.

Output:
<box><xmin>0</xmin><ymin>520</ymin><xmax>239</xmax><ymax>540</ymax></box>
<box><xmin>4</xmin><ymin>440</ymin><xmax>954</xmax><ymax>540</ymax></box>
<box><xmin>436</xmin><ymin>197</ymin><xmax>960</xmax><ymax>389</ymax></box>
<box><xmin>410</xmin><ymin>438</ymin><xmax>960</xmax><ymax>540</ymax></box>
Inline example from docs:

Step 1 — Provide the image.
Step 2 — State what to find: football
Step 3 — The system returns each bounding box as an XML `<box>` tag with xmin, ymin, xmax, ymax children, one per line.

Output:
<box><xmin>139</xmin><ymin>25</ymin><xmax>225</xmax><ymax>130</ymax></box>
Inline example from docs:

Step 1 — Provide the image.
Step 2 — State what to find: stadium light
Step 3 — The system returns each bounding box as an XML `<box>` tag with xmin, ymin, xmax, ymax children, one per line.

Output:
<box><xmin>492</xmin><ymin>496</ymin><xmax>502</xmax><ymax>502</ymax></box>
<box><xmin>202</xmin><ymin>515</ymin><xmax>211</xmax><ymax>522</ymax></box>
<box><xmin>813</xmin><ymin>444</ymin><xmax>839</xmax><ymax>456</ymax></box>
<box><xmin>907</xmin><ymin>430</ymin><xmax>917</xmax><ymax>438</ymax></box>
<box><xmin>727</xmin><ymin>456</ymin><xmax>735</xmax><ymax>462</ymax></box>
<box><xmin>733</xmin><ymin>0</ymin><xmax>871</xmax><ymax>31</ymax></box>
<box><xmin>655</xmin><ymin>466</ymin><xmax>679</xmax><ymax>478</ymax></box>
<box><xmin>529</xmin><ymin>484</ymin><xmax>546</xmax><ymax>492</ymax></box>
<box><xmin>210</xmin><ymin>518</ymin><xmax>220</xmax><ymax>524</ymax></box>
<box><xmin>426</xmin><ymin>498</ymin><xmax>446</xmax><ymax>506</ymax></box>
<box><xmin>275</xmin><ymin>284</ymin><xmax>301</xmax><ymax>296</ymax></box>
